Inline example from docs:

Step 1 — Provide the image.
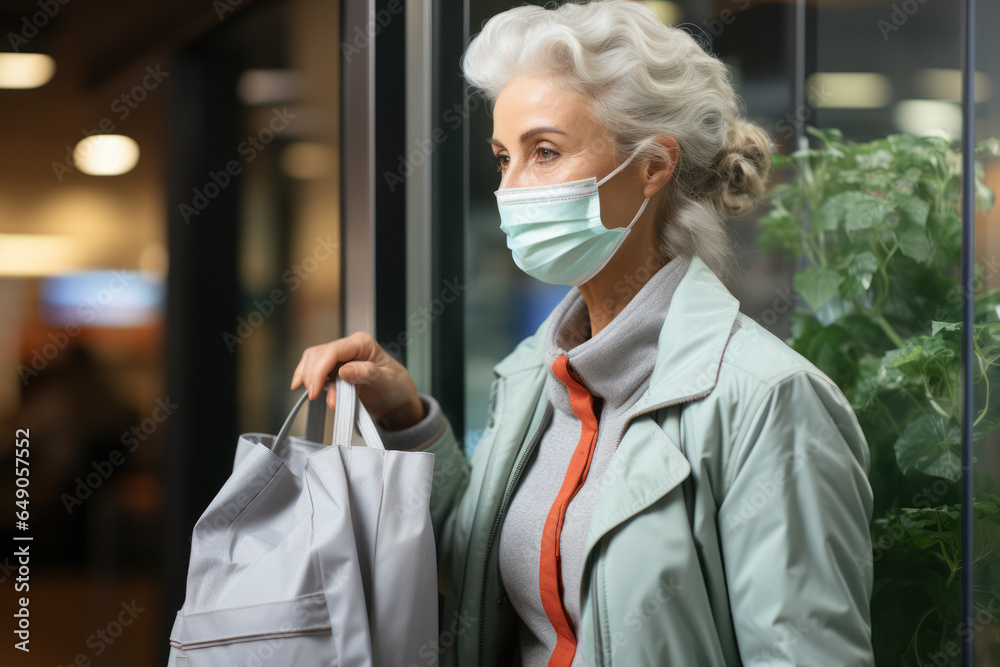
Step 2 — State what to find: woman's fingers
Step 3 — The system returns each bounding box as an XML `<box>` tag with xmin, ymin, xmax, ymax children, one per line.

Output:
<box><xmin>290</xmin><ymin>348</ymin><xmax>310</xmax><ymax>390</ymax></box>
<box><xmin>297</xmin><ymin>332</ymin><xmax>377</xmax><ymax>400</ymax></box>
<box><xmin>325</xmin><ymin>361</ymin><xmax>379</xmax><ymax>408</ymax></box>
<box><xmin>290</xmin><ymin>332</ymin><xmax>418</xmax><ymax>423</ymax></box>
<box><xmin>303</xmin><ymin>345</ymin><xmax>349</xmax><ymax>399</ymax></box>
<box><xmin>340</xmin><ymin>360</ymin><xmax>379</xmax><ymax>384</ymax></box>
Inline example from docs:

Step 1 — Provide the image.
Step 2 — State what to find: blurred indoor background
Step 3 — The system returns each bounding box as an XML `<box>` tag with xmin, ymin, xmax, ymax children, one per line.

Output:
<box><xmin>0</xmin><ymin>0</ymin><xmax>997</xmax><ymax>665</ymax></box>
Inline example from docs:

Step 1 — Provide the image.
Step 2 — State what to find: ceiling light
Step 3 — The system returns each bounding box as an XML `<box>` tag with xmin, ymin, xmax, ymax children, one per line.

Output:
<box><xmin>0</xmin><ymin>53</ymin><xmax>55</xmax><ymax>89</ymax></box>
<box><xmin>0</xmin><ymin>234</ymin><xmax>87</xmax><ymax>276</ymax></box>
<box><xmin>914</xmin><ymin>68</ymin><xmax>991</xmax><ymax>103</ymax></box>
<box><xmin>72</xmin><ymin>135</ymin><xmax>140</xmax><ymax>176</ymax></box>
<box><xmin>807</xmin><ymin>72</ymin><xmax>893</xmax><ymax>109</ymax></box>
<box><xmin>894</xmin><ymin>100</ymin><xmax>963</xmax><ymax>140</ymax></box>
<box><xmin>645</xmin><ymin>1</ymin><xmax>683</xmax><ymax>25</ymax></box>
<box><xmin>237</xmin><ymin>69</ymin><xmax>301</xmax><ymax>105</ymax></box>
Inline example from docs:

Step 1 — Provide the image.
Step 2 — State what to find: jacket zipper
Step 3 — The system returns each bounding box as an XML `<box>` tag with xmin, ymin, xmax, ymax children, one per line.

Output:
<box><xmin>478</xmin><ymin>400</ymin><xmax>554</xmax><ymax>665</ymax></box>
<box><xmin>592</xmin><ymin>552</ymin><xmax>603</xmax><ymax>666</ymax></box>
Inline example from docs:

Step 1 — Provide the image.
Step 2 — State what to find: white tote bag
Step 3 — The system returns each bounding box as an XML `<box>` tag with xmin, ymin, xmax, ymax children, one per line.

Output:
<box><xmin>166</xmin><ymin>375</ymin><xmax>439</xmax><ymax>666</ymax></box>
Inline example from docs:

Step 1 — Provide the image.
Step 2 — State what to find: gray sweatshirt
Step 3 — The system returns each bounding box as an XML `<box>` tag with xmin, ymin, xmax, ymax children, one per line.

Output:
<box><xmin>373</xmin><ymin>254</ymin><xmax>692</xmax><ymax>666</ymax></box>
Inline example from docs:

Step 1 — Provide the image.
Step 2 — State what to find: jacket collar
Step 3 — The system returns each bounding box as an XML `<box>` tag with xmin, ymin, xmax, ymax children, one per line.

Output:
<box><xmin>493</xmin><ymin>254</ymin><xmax>741</xmax><ymax>411</ymax></box>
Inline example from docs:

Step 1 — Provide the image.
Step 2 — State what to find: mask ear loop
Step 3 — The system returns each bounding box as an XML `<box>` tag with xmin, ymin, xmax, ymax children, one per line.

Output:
<box><xmin>564</xmin><ymin>139</ymin><xmax>658</xmax><ymax>287</ymax></box>
<box><xmin>623</xmin><ymin>196</ymin><xmax>651</xmax><ymax>231</ymax></box>
<box><xmin>597</xmin><ymin>138</ymin><xmax>654</xmax><ymax>231</ymax></box>
<box><xmin>595</xmin><ymin>139</ymin><xmax>653</xmax><ymax>188</ymax></box>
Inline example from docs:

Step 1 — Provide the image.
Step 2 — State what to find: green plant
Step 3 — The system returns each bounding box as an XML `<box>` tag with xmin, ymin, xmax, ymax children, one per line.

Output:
<box><xmin>760</xmin><ymin>126</ymin><xmax>1000</xmax><ymax>665</ymax></box>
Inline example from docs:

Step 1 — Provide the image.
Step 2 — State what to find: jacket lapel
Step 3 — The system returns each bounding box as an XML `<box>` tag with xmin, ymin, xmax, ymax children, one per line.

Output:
<box><xmin>632</xmin><ymin>254</ymin><xmax>742</xmax><ymax>413</ymax></box>
<box><xmin>580</xmin><ymin>254</ymin><xmax>741</xmax><ymax>571</ymax></box>
<box><xmin>492</xmin><ymin>255</ymin><xmax>742</xmax><ymax>579</ymax></box>
<box><xmin>581</xmin><ymin>415</ymin><xmax>692</xmax><ymax>564</ymax></box>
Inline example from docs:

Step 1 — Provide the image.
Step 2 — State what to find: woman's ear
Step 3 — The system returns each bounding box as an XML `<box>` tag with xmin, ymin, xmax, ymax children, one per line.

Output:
<box><xmin>642</xmin><ymin>135</ymin><xmax>680</xmax><ymax>199</ymax></box>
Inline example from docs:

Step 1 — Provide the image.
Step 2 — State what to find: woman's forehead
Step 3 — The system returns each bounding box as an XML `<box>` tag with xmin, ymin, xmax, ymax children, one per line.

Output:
<box><xmin>496</xmin><ymin>76</ymin><xmax>587</xmax><ymax>117</ymax></box>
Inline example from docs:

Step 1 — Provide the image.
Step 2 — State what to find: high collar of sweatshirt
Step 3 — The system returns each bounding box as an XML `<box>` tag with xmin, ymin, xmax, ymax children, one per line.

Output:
<box><xmin>542</xmin><ymin>254</ymin><xmax>692</xmax><ymax>419</ymax></box>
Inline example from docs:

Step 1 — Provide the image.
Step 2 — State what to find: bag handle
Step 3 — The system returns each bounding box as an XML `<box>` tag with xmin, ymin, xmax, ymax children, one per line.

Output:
<box><xmin>272</xmin><ymin>375</ymin><xmax>386</xmax><ymax>453</ymax></box>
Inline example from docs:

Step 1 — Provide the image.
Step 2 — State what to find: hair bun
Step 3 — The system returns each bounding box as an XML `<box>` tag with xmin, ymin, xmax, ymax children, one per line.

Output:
<box><xmin>715</xmin><ymin>120</ymin><xmax>774</xmax><ymax>216</ymax></box>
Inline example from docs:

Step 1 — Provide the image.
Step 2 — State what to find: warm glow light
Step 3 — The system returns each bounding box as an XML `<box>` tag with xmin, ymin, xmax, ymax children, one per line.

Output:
<box><xmin>645</xmin><ymin>1</ymin><xmax>683</xmax><ymax>25</ymax></box>
<box><xmin>237</xmin><ymin>69</ymin><xmax>301</xmax><ymax>105</ymax></box>
<box><xmin>914</xmin><ymin>68</ymin><xmax>992</xmax><ymax>103</ymax></box>
<box><xmin>281</xmin><ymin>142</ymin><xmax>334</xmax><ymax>180</ymax></box>
<box><xmin>0</xmin><ymin>234</ymin><xmax>89</xmax><ymax>276</ymax></box>
<box><xmin>894</xmin><ymin>100</ymin><xmax>963</xmax><ymax>141</ymax></box>
<box><xmin>807</xmin><ymin>72</ymin><xmax>893</xmax><ymax>109</ymax></box>
<box><xmin>72</xmin><ymin>135</ymin><xmax>140</xmax><ymax>176</ymax></box>
<box><xmin>0</xmin><ymin>53</ymin><xmax>55</xmax><ymax>89</ymax></box>
<box><xmin>138</xmin><ymin>243</ymin><xmax>168</xmax><ymax>279</ymax></box>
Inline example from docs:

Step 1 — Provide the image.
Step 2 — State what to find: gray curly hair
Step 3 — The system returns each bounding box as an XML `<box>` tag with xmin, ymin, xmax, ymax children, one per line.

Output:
<box><xmin>461</xmin><ymin>0</ymin><xmax>775</xmax><ymax>282</ymax></box>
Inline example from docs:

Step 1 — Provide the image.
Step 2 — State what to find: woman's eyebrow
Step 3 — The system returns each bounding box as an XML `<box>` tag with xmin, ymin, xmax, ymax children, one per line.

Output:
<box><xmin>486</xmin><ymin>126</ymin><xmax>568</xmax><ymax>147</ymax></box>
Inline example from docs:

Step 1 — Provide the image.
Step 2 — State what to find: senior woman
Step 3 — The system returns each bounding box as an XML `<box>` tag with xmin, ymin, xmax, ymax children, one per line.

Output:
<box><xmin>291</xmin><ymin>1</ymin><xmax>875</xmax><ymax>665</ymax></box>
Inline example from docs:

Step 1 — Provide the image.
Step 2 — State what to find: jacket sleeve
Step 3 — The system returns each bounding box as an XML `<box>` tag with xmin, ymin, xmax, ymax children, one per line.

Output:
<box><xmin>716</xmin><ymin>370</ymin><xmax>874</xmax><ymax>666</ymax></box>
<box><xmin>374</xmin><ymin>393</ymin><xmax>450</xmax><ymax>452</ymax></box>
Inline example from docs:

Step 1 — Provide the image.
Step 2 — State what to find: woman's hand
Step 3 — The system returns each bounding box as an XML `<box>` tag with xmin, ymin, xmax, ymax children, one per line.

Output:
<box><xmin>290</xmin><ymin>331</ymin><xmax>425</xmax><ymax>430</ymax></box>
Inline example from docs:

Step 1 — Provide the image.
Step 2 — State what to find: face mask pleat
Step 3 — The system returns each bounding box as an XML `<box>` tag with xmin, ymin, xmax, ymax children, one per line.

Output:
<box><xmin>509</xmin><ymin>224</ymin><xmax>613</xmax><ymax>250</ymax></box>
<box><xmin>498</xmin><ymin>198</ymin><xmax>601</xmax><ymax>231</ymax></box>
<box><xmin>494</xmin><ymin>139</ymin><xmax>653</xmax><ymax>286</ymax></box>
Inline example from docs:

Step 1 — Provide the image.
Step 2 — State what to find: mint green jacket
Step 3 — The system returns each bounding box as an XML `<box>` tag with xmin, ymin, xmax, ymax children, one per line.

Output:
<box><xmin>420</xmin><ymin>255</ymin><xmax>874</xmax><ymax>666</ymax></box>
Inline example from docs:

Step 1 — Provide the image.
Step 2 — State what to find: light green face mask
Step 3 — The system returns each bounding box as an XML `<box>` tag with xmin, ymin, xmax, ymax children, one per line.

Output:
<box><xmin>494</xmin><ymin>139</ymin><xmax>653</xmax><ymax>286</ymax></box>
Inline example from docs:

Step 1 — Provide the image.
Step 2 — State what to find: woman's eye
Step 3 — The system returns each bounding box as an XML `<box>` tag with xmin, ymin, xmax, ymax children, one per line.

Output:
<box><xmin>492</xmin><ymin>148</ymin><xmax>558</xmax><ymax>173</ymax></box>
<box><xmin>538</xmin><ymin>148</ymin><xmax>559</xmax><ymax>163</ymax></box>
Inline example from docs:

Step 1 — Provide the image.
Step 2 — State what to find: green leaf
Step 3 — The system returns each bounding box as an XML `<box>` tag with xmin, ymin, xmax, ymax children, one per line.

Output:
<box><xmin>790</xmin><ymin>147</ymin><xmax>840</xmax><ymax>164</ymax></box>
<box><xmin>926</xmin><ymin>210</ymin><xmax>962</xmax><ymax>257</ymax></box>
<box><xmin>770</xmin><ymin>153</ymin><xmax>793</xmax><ymax>169</ymax></box>
<box><xmin>786</xmin><ymin>312</ymin><xmax>862</xmax><ymax>385</ymax></box>
<box><xmin>894</xmin><ymin>413</ymin><xmax>962</xmax><ymax>481</ymax></box>
<box><xmin>975</xmin><ymin>180</ymin><xmax>996</xmax><ymax>214</ymax></box>
<box><xmin>931</xmin><ymin>321</ymin><xmax>962</xmax><ymax>336</ymax></box>
<box><xmin>889</xmin><ymin>335</ymin><xmax>957</xmax><ymax>376</ymax></box>
<box><xmin>976</xmin><ymin>409</ymin><xmax>1000</xmax><ymax>442</ymax></box>
<box><xmin>918</xmin><ymin>174</ymin><xmax>942</xmax><ymax>201</ymax></box>
<box><xmin>767</xmin><ymin>182</ymin><xmax>798</xmax><ymax>200</ymax></box>
<box><xmin>816</xmin><ymin>191</ymin><xmax>867</xmax><ymax>232</ymax></box>
<box><xmin>814</xmin><ymin>296</ymin><xmax>856</xmax><ymax>327</ymax></box>
<box><xmin>805</xmin><ymin>125</ymin><xmax>843</xmax><ymax>146</ymax></box>
<box><xmin>855</xmin><ymin>148</ymin><xmax>895</xmax><ymax>172</ymax></box>
<box><xmin>896</xmin><ymin>226</ymin><xmax>933</xmax><ymax>262</ymax></box>
<box><xmin>794</xmin><ymin>266</ymin><xmax>843</xmax><ymax>312</ymax></box>
<box><xmin>893</xmin><ymin>194</ymin><xmax>930</xmax><ymax>227</ymax></box>
<box><xmin>853</xmin><ymin>357</ymin><xmax>909</xmax><ymax>410</ymax></box>
<box><xmin>842</xmin><ymin>250</ymin><xmax>880</xmax><ymax>299</ymax></box>
<box><xmin>976</xmin><ymin>138</ymin><xmax>1000</xmax><ymax>156</ymax></box>
<box><xmin>834</xmin><ymin>169</ymin><xmax>867</xmax><ymax>187</ymax></box>
<box><xmin>886</xmin><ymin>132</ymin><xmax>921</xmax><ymax>155</ymax></box>
<box><xmin>757</xmin><ymin>206</ymin><xmax>803</xmax><ymax>260</ymax></box>
<box><xmin>845</xmin><ymin>194</ymin><xmax>891</xmax><ymax>236</ymax></box>
<box><xmin>975</xmin><ymin>496</ymin><xmax>1000</xmax><ymax>514</ymax></box>
<box><xmin>972</xmin><ymin>519</ymin><xmax>1000</xmax><ymax>568</ymax></box>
